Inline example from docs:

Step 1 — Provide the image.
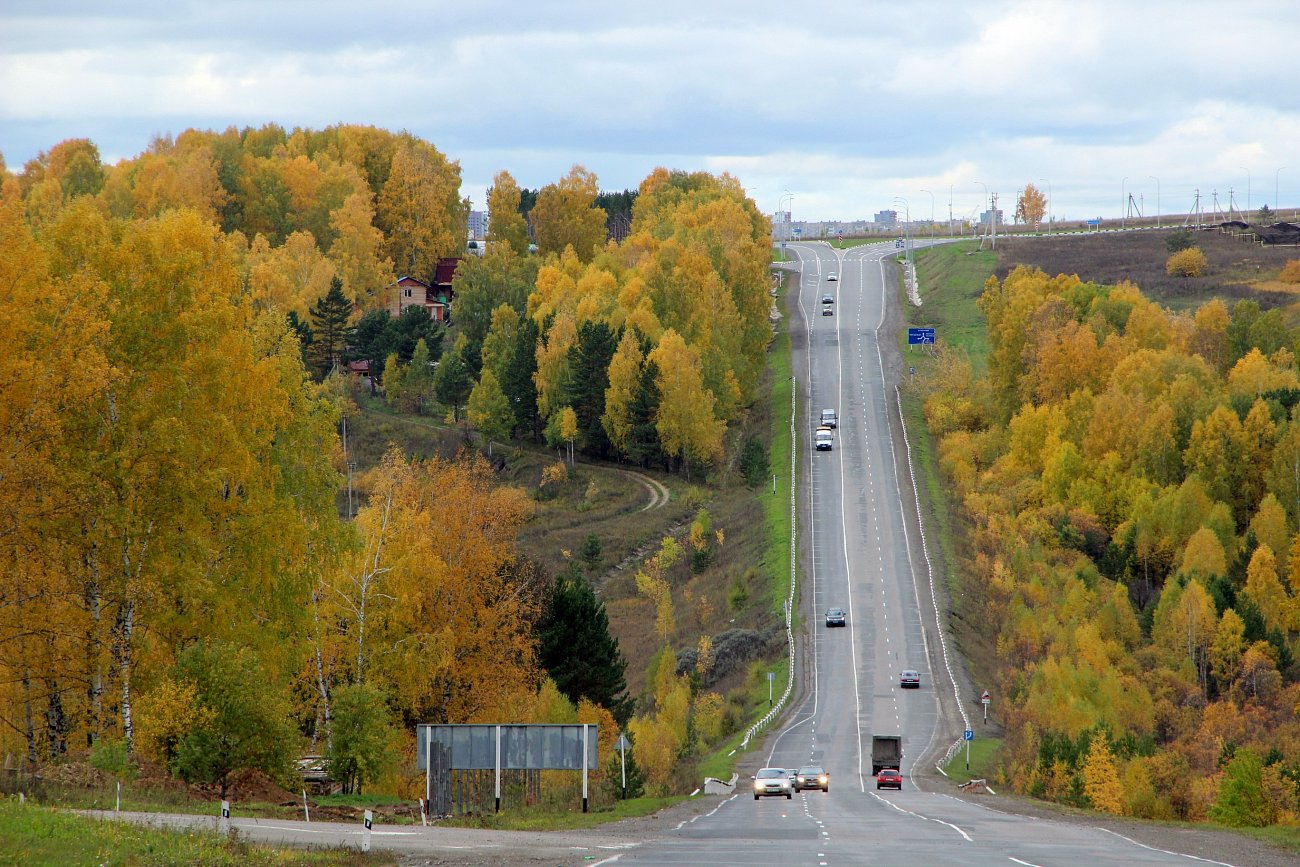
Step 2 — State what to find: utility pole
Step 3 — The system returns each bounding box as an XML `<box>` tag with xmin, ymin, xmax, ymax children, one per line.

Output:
<box><xmin>990</xmin><ymin>193</ymin><xmax>997</xmax><ymax>250</ymax></box>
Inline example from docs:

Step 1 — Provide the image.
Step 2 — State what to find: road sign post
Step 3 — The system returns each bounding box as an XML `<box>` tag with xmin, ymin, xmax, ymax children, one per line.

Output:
<box><xmin>616</xmin><ymin>733</ymin><xmax>630</xmax><ymax>799</ymax></box>
<box><xmin>964</xmin><ymin>729</ymin><xmax>974</xmax><ymax>771</ymax></box>
<box><xmin>907</xmin><ymin>327</ymin><xmax>935</xmax><ymax>345</ymax></box>
<box><xmin>981</xmin><ymin>690</ymin><xmax>991</xmax><ymax>723</ymax></box>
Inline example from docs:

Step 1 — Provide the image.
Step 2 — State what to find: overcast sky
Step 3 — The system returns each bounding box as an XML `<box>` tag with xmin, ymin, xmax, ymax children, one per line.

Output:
<box><xmin>2</xmin><ymin>0</ymin><xmax>1296</xmax><ymax>223</ymax></box>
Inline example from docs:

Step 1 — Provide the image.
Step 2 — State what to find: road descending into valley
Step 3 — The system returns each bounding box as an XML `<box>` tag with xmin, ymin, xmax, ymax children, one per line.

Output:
<box><xmin>604</xmin><ymin>241</ymin><xmax>1245</xmax><ymax>866</ymax></box>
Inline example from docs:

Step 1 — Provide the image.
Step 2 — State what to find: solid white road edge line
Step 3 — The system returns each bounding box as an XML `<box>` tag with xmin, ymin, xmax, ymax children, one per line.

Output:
<box><xmin>1094</xmin><ymin>827</ymin><xmax>1238</xmax><ymax>866</ymax></box>
<box><xmin>869</xmin><ymin>790</ymin><xmax>972</xmax><ymax>841</ymax></box>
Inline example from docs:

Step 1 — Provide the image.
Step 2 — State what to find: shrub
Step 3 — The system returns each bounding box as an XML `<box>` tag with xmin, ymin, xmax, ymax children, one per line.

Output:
<box><xmin>581</xmin><ymin>533</ymin><xmax>602</xmax><ymax>569</ymax></box>
<box><xmin>1166</xmin><ymin>247</ymin><xmax>1207</xmax><ymax>277</ymax></box>
<box><xmin>89</xmin><ymin>736</ymin><xmax>136</xmax><ymax>781</ymax></box>
<box><xmin>1210</xmin><ymin>749</ymin><xmax>1275</xmax><ymax>827</ymax></box>
<box><xmin>738</xmin><ymin>435</ymin><xmax>770</xmax><ymax>488</ymax></box>
<box><xmin>326</xmin><ymin>683</ymin><xmax>397</xmax><ymax>795</ymax></box>
<box><xmin>1279</xmin><ymin>259</ymin><xmax>1300</xmax><ymax>284</ymax></box>
<box><xmin>1165</xmin><ymin>230</ymin><xmax>1195</xmax><ymax>253</ymax></box>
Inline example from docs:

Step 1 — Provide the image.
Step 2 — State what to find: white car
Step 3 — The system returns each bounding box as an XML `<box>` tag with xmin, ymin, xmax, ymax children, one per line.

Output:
<box><xmin>820</xmin><ymin>409</ymin><xmax>837</xmax><ymax>428</ymax></box>
<box><xmin>826</xmin><ymin>273</ymin><xmax>838</xmax><ymax>281</ymax></box>
<box><xmin>754</xmin><ymin>767</ymin><xmax>793</xmax><ymax>800</ymax></box>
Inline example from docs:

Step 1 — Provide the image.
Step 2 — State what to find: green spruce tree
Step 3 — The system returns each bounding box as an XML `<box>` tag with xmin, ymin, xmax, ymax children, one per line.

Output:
<box><xmin>307</xmin><ymin>276</ymin><xmax>353</xmax><ymax>378</ymax></box>
<box><xmin>537</xmin><ymin>564</ymin><xmax>632</xmax><ymax>725</ymax></box>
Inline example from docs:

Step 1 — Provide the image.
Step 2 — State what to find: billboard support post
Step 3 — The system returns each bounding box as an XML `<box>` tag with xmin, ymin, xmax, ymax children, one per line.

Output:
<box><xmin>582</xmin><ymin>723</ymin><xmax>590</xmax><ymax>813</ymax></box>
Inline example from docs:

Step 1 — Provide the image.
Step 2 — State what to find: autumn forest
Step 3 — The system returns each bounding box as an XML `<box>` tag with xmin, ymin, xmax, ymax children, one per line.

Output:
<box><xmin>0</xmin><ymin>124</ymin><xmax>775</xmax><ymax>798</ymax></box>
<box><xmin>927</xmin><ymin>265</ymin><xmax>1300</xmax><ymax>824</ymax></box>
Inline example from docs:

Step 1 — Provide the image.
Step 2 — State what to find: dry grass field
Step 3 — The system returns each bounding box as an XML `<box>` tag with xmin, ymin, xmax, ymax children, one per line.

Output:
<box><xmin>994</xmin><ymin>227</ymin><xmax>1300</xmax><ymax>317</ymax></box>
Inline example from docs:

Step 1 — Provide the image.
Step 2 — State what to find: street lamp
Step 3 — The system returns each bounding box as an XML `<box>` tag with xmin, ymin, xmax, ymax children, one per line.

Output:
<box><xmin>1121</xmin><ymin>176</ymin><xmax>1128</xmax><ymax>229</ymax></box>
<box><xmin>894</xmin><ymin>196</ymin><xmax>913</xmax><ymax>282</ymax></box>
<box><xmin>1149</xmin><ymin>176</ymin><xmax>1160</xmax><ymax>228</ymax></box>
<box><xmin>777</xmin><ymin>191</ymin><xmax>793</xmax><ymax>246</ymax></box>
<box><xmin>1037</xmin><ymin>178</ymin><xmax>1052</xmax><ymax>233</ymax></box>
<box><xmin>973</xmin><ymin>180</ymin><xmax>988</xmax><ymax>237</ymax></box>
<box><xmin>919</xmin><ymin>188</ymin><xmax>935</xmax><ymax>236</ymax></box>
<box><xmin>1240</xmin><ymin>167</ymin><xmax>1251</xmax><ymax>216</ymax></box>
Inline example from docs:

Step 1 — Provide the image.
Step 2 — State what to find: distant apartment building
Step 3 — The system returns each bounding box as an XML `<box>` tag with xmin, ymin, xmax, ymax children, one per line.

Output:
<box><xmin>979</xmin><ymin>208</ymin><xmax>1005</xmax><ymax>226</ymax></box>
<box><xmin>468</xmin><ymin>210</ymin><xmax>488</xmax><ymax>240</ymax></box>
<box><xmin>874</xmin><ymin>210</ymin><xmax>898</xmax><ymax>227</ymax></box>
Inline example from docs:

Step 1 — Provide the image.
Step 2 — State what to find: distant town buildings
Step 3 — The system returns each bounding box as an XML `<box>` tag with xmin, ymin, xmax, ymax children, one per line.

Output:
<box><xmin>468</xmin><ymin>210</ymin><xmax>488</xmax><ymax>240</ymax></box>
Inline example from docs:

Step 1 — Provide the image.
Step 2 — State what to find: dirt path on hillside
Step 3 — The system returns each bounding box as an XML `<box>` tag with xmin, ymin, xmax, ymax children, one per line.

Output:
<box><xmin>620</xmin><ymin>468</ymin><xmax>670</xmax><ymax>511</ymax></box>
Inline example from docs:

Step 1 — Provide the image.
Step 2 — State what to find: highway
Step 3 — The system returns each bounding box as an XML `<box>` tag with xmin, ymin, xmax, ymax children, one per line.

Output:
<box><xmin>608</xmin><ymin>241</ymin><xmax>1240</xmax><ymax>865</ymax></box>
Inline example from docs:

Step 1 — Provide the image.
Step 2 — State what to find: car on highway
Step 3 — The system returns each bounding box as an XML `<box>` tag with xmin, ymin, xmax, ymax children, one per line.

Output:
<box><xmin>821</xmin><ymin>304</ymin><xmax>834</xmax><ymax>316</ymax></box>
<box><xmin>825</xmin><ymin>607</ymin><xmax>846</xmax><ymax>627</ymax></box>
<box><xmin>820</xmin><ymin>409</ymin><xmax>837</xmax><ymax>428</ymax></box>
<box><xmin>826</xmin><ymin>273</ymin><xmax>838</xmax><ymax>281</ymax></box>
<box><xmin>900</xmin><ymin>669</ymin><xmax>921</xmax><ymax>688</ymax></box>
<box><xmin>795</xmin><ymin>766</ymin><xmax>829</xmax><ymax>792</ymax></box>
<box><xmin>876</xmin><ymin>768</ymin><xmax>903</xmax><ymax>790</ymax></box>
<box><xmin>821</xmin><ymin>294</ymin><xmax>834</xmax><ymax>304</ymax></box>
<box><xmin>815</xmin><ymin>426</ymin><xmax>833</xmax><ymax>450</ymax></box>
<box><xmin>753</xmin><ymin>767</ymin><xmax>793</xmax><ymax>800</ymax></box>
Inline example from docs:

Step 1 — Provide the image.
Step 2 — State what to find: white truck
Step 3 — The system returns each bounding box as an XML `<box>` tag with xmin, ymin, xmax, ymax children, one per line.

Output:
<box><xmin>815</xmin><ymin>426</ymin><xmax>833</xmax><ymax>451</ymax></box>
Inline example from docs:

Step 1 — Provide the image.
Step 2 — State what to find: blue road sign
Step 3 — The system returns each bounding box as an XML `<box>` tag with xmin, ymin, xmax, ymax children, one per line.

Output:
<box><xmin>1086</xmin><ymin>218</ymin><xmax>1101</xmax><ymax>227</ymax></box>
<box><xmin>964</xmin><ymin>729</ymin><xmax>974</xmax><ymax>741</ymax></box>
<box><xmin>908</xmin><ymin>327</ymin><xmax>935</xmax><ymax>345</ymax></box>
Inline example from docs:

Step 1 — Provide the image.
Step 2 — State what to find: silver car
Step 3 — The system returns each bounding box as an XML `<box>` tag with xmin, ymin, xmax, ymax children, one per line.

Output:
<box><xmin>753</xmin><ymin>767</ymin><xmax>793</xmax><ymax>800</ymax></box>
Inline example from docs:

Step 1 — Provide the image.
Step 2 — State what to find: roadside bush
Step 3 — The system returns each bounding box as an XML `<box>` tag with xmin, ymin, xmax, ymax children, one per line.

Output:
<box><xmin>88</xmin><ymin>737</ymin><xmax>136</xmax><ymax>781</ymax></box>
<box><xmin>1166</xmin><ymin>247</ymin><xmax>1207</xmax><ymax>277</ymax></box>
<box><xmin>1166</xmin><ymin>230</ymin><xmax>1196</xmax><ymax>253</ymax></box>
<box><xmin>581</xmin><ymin>533</ymin><xmax>602</xmax><ymax>569</ymax></box>
<box><xmin>1210</xmin><ymin>749</ymin><xmax>1275</xmax><ymax>827</ymax></box>
<box><xmin>169</xmin><ymin>642</ymin><xmax>297</xmax><ymax>799</ymax></box>
<box><xmin>738</xmin><ymin>435</ymin><xmax>770</xmax><ymax>488</ymax></box>
<box><xmin>1279</xmin><ymin>259</ymin><xmax>1300</xmax><ymax>283</ymax></box>
<box><xmin>326</xmin><ymin>683</ymin><xmax>397</xmax><ymax>795</ymax></box>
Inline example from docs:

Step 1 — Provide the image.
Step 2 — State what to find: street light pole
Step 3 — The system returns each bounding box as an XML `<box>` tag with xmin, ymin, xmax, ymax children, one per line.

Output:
<box><xmin>948</xmin><ymin>184</ymin><xmax>954</xmax><ymax>237</ymax></box>
<box><xmin>973</xmin><ymin>180</ymin><xmax>988</xmax><ymax>240</ymax></box>
<box><xmin>894</xmin><ymin>196</ymin><xmax>912</xmax><ymax>281</ymax></box>
<box><xmin>1149</xmin><ymin>176</ymin><xmax>1160</xmax><ymax>228</ymax></box>
<box><xmin>777</xmin><ymin>191</ymin><xmax>793</xmax><ymax>247</ymax></box>
<box><xmin>1121</xmin><ymin>177</ymin><xmax>1128</xmax><ymax>229</ymax></box>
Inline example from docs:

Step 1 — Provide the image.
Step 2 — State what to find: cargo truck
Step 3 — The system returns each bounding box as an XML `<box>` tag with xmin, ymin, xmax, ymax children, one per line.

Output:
<box><xmin>871</xmin><ymin>735</ymin><xmax>902</xmax><ymax>776</ymax></box>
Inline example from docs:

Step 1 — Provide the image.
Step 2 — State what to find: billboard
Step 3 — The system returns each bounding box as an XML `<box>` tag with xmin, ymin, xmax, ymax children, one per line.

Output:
<box><xmin>415</xmin><ymin>724</ymin><xmax>598</xmax><ymax>771</ymax></box>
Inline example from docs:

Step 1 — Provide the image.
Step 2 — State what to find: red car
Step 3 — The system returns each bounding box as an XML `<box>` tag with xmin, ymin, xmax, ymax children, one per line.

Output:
<box><xmin>876</xmin><ymin>768</ymin><xmax>903</xmax><ymax>790</ymax></box>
